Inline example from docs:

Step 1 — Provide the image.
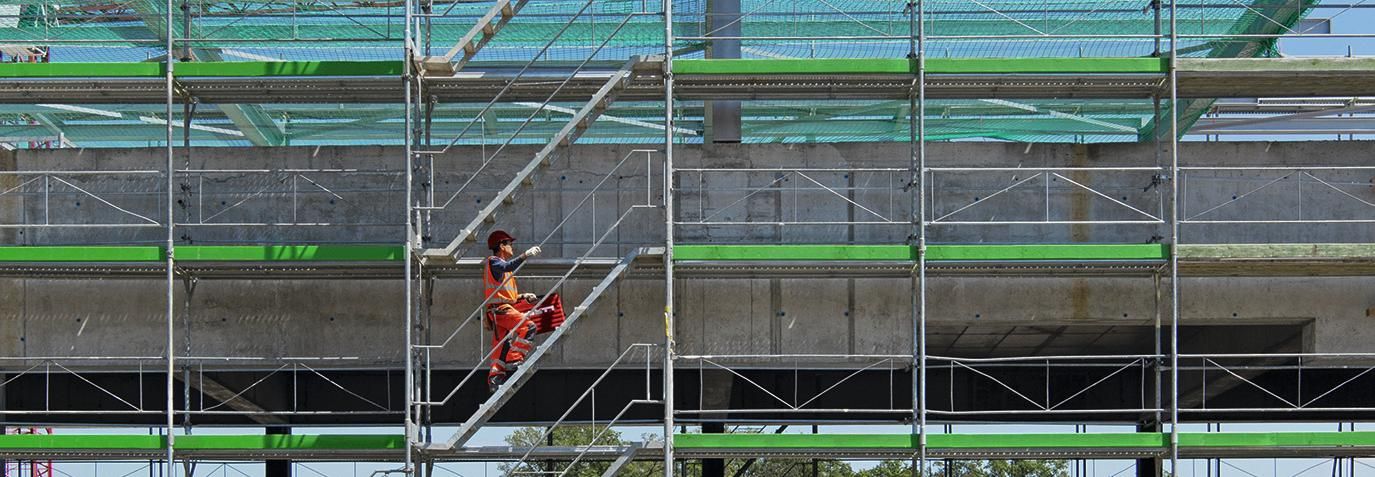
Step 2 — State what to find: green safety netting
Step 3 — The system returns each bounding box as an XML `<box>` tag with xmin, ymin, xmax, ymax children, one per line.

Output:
<box><xmin>0</xmin><ymin>0</ymin><xmax>1315</xmax><ymax>146</ymax></box>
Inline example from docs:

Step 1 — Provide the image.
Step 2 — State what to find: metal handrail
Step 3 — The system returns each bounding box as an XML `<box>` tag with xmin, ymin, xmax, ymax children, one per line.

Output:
<box><xmin>508</xmin><ymin>343</ymin><xmax>660</xmax><ymax>473</ymax></box>
<box><xmin>416</xmin><ymin>151</ymin><xmax>661</xmax><ymax>409</ymax></box>
<box><xmin>419</xmin><ymin>208</ymin><xmax>659</xmax><ymax>408</ymax></box>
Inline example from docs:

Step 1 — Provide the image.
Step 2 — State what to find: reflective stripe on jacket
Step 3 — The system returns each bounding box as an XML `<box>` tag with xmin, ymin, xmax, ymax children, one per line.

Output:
<box><xmin>483</xmin><ymin>256</ymin><xmax>520</xmax><ymax>305</ymax></box>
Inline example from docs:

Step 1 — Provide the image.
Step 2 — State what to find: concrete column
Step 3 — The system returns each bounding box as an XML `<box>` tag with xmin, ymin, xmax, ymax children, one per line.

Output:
<box><xmin>705</xmin><ymin>0</ymin><xmax>741</xmax><ymax>143</ymax></box>
<box><xmin>701</xmin><ymin>370</ymin><xmax>732</xmax><ymax>476</ymax></box>
<box><xmin>702</xmin><ymin>422</ymin><xmax>725</xmax><ymax>477</ymax></box>
<box><xmin>266</xmin><ymin>426</ymin><xmax>291</xmax><ymax>477</ymax></box>
<box><xmin>1137</xmin><ymin>420</ymin><xmax>1162</xmax><ymax>477</ymax></box>
<box><xmin>0</xmin><ymin>149</ymin><xmax>17</xmax><ymax>245</ymax></box>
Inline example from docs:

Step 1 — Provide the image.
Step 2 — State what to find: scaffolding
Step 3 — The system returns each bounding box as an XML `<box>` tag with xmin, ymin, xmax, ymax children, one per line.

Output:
<box><xmin>2</xmin><ymin>0</ymin><xmax>1375</xmax><ymax>476</ymax></box>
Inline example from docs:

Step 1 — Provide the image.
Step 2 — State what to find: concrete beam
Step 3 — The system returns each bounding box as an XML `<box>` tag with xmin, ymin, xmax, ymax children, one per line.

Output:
<box><xmin>705</xmin><ymin>0</ymin><xmax>741</xmax><ymax>144</ymax></box>
<box><xmin>130</xmin><ymin>0</ymin><xmax>286</xmax><ymax>147</ymax></box>
<box><xmin>178</xmin><ymin>372</ymin><xmax>287</xmax><ymax>425</ymax></box>
<box><xmin>217</xmin><ymin>104</ymin><xmax>286</xmax><ymax>146</ymax></box>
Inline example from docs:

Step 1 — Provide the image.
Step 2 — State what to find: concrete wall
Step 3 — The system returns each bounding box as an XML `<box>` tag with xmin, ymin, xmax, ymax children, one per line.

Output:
<box><xmin>8</xmin><ymin>141</ymin><xmax>1375</xmax><ymax>246</ymax></box>
<box><xmin>2</xmin><ymin>142</ymin><xmax>1374</xmax><ymax>369</ymax></box>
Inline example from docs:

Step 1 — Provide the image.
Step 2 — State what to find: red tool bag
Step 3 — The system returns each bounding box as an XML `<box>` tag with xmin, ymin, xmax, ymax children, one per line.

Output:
<box><xmin>511</xmin><ymin>293</ymin><xmax>566</xmax><ymax>334</ymax></box>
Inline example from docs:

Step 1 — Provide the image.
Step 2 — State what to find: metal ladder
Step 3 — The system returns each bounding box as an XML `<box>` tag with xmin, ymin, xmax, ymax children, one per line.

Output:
<box><xmin>415</xmin><ymin>0</ymin><xmax>532</xmax><ymax>76</ymax></box>
<box><xmin>429</xmin><ymin>246</ymin><xmax>664</xmax><ymax>451</ymax></box>
<box><xmin>421</xmin><ymin>57</ymin><xmax>644</xmax><ymax>260</ymax></box>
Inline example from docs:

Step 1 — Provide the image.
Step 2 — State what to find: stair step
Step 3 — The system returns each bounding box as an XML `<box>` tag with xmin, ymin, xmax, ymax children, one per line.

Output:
<box><xmin>439</xmin><ymin>248</ymin><xmax>653</xmax><ymax>449</ymax></box>
<box><xmin>425</xmin><ymin>58</ymin><xmax>640</xmax><ymax>260</ymax></box>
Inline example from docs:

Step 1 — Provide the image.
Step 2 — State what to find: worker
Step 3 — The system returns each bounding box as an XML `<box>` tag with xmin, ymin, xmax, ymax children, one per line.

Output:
<box><xmin>482</xmin><ymin>230</ymin><xmax>542</xmax><ymax>392</ymax></box>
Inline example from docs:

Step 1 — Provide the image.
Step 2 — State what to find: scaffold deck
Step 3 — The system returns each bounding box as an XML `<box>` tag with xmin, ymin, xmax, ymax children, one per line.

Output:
<box><xmin>1</xmin><ymin>58</ymin><xmax>1373</xmax><ymax>104</ymax></box>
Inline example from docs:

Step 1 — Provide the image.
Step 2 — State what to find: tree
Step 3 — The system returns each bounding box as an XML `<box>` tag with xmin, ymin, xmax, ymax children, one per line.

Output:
<box><xmin>503</xmin><ymin>426</ymin><xmax>1070</xmax><ymax>477</ymax></box>
<box><xmin>502</xmin><ymin>425</ymin><xmax>660</xmax><ymax>476</ymax></box>
<box><xmin>711</xmin><ymin>458</ymin><xmax>858</xmax><ymax>477</ymax></box>
<box><xmin>852</xmin><ymin>459</ymin><xmax>1069</xmax><ymax>477</ymax></box>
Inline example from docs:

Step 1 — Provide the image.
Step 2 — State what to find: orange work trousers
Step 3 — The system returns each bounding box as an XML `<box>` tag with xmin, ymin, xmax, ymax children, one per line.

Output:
<box><xmin>487</xmin><ymin>304</ymin><xmax>538</xmax><ymax>382</ymax></box>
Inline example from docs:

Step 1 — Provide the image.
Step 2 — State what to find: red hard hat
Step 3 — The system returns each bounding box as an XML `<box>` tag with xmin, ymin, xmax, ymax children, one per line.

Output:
<box><xmin>487</xmin><ymin>230</ymin><xmax>516</xmax><ymax>251</ymax></box>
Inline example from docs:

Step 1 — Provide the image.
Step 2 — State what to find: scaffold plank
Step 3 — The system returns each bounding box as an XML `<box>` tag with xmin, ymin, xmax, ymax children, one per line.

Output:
<box><xmin>0</xmin><ymin>58</ymin><xmax>1372</xmax><ymax>103</ymax></box>
<box><xmin>2</xmin><ymin>243</ymin><xmax>1370</xmax><ymax>268</ymax></box>
<box><xmin>673</xmin><ymin>58</ymin><xmax>913</xmax><ymax>75</ymax></box>
<box><xmin>0</xmin><ymin>62</ymin><xmax>163</xmax><ymax>78</ymax></box>
<box><xmin>927</xmin><ymin>244</ymin><xmax>1168</xmax><ymax>261</ymax></box>
<box><xmin>175</xmin><ymin>61</ymin><xmax>405</xmax><ymax>77</ymax></box>
<box><xmin>675</xmin><ymin>432</ymin><xmax>1375</xmax><ymax>451</ymax></box>
<box><xmin>673</xmin><ymin>244</ymin><xmax>1167</xmax><ymax>261</ymax></box>
<box><xmin>0</xmin><ymin>434</ymin><xmax>163</xmax><ymax>450</ymax></box>
<box><xmin>0</xmin><ymin>246</ymin><xmax>163</xmax><ymax>262</ymax></box>
<box><xmin>176</xmin><ymin>245</ymin><xmax>404</xmax><ymax>261</ymax></box>
<box><xmin>673</xmin><ymin>245</ymin><xmax>914</xmax><ymax>261</ymax></box>
<box><xmin>1178</xmin><ymin>57</ymin><xmax>1375</xmax><ymax>73</ymax></box>
<box><xmin>674</xmin><ymin>433</ymin><xmax>915</xmax><ymax>449</ymax></box>
<box><xmin>928</xmin><ymin>58</ymin><xmax>1167</xmax><ymax>74</ymax></box>
<box><xmin>672</xmin><ymin>58</ymin><xmax>1168</xmax><ymax>75</ymax></box>
<box><xmin>176</xmin><ymin>434</ymin><xmax>406</xmax><ymax>450</ymax></box>
<box><xmin>0</xmin><ymin>434</ymin><xmax>405</xmax><ymax>451</ymax></box>
<box><xmin>1179</xmin><ymin>431</ymin><xmax>1375</xmax><ymax>448</ymax></box>
<box><xmin>5</xmin><ymin>432</ymin><xmax>1374</xmax><ymax>458</ymax></box>
<box><xmin>934</xmin><ymin>433</ymin><xmax>1165</xmax><ymax>449</ymax></box>
<box><xmin>674</xmin><ymin>433</ymin><xmax>1163</xmax><ymax>450</ymax></box>
<box><xmin>0</xmin><ymin>61</ymin><xmax>404</xmax><ymax>78</ymax></box>
<box><xmin>1177</xmin><ymin>243</ymin><xmax>1375</xmax><ymax>260</ymax></box>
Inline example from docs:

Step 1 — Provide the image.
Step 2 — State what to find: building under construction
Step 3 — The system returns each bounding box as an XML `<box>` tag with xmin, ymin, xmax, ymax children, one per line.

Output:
<box><xmin>1</xmin><ymin>0</ymin><xmax>1375</xmax><ymax>475</ymax></box>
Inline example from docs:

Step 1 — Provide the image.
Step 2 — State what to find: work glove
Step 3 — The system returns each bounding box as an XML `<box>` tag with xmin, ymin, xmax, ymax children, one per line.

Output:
<box><xmin>520</xmin><ymin>293</ymin><xmax>539</xmax><ymax>303</ymax></box>
<box><xmin>523</xmin><ymin>245</ymin><xmax>542</xmax><ymax>258</ymax></box>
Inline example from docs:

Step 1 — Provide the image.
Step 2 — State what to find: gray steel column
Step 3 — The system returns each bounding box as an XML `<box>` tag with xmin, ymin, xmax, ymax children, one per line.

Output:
<box><xmin>704</xmin><ymin>0</ymin><xmax>740</xmax><ymax>143</ymax></box>
<box><xmin>663</xmin><ymin>0</ymin><xmax>677</xmax><ymax>473</ymax></box>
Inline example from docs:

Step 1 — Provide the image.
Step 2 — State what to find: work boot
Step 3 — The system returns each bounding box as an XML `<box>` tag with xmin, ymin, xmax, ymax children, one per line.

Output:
<box><xmin>487</xmin><ymin>373</ymin><xmax>507</xmax><ymax>393</ymax></box>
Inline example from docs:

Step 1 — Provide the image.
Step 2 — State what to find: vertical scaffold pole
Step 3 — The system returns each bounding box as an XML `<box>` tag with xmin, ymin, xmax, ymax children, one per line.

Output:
<box><xmin>912</xmin><ymin>0</ymin><xmax>928</xmax><ymax>473</ymax></box>
<box><xmin>163</xmin><ymin>0</ymin><xmax>177</xmax><ymax>472</ymax></box>
<box><xmin>662</xmin><ymin>0</ymin><xmax>677</xmax><ymax>474</ymax></box>
<box><xmin>404</xmin><ymin>0</ymin><xmax>417</xmax><ymax>473</ymax></box>
<box><xmin>1168</xmin><ymin>0</ymin><xmax>1181</xmax><ymax>474</ymax></box>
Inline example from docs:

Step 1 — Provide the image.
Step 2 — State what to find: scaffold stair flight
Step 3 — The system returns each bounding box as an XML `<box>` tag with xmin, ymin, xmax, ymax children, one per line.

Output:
<box><xmin>415</xmin><ymin>0</ymin><xmax>531</xmax><ymax>76</ymax></box>
<box><xmin>429</xmin><ymin>247</ymin><xmax>661</xmax><ymax>451</ymax></box>
<box><xmin>599</xmin><ymin>444</ymin><xmax>642</xmax><ymax>477</ymax></box>
<box><xmin>422</xmin><ymin>57</ymin><xmax>644</xmax><ymax>261</ymax></box>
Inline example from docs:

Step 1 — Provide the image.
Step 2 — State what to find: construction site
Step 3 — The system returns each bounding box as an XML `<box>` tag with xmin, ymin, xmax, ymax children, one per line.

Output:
<box><xmin>3</xmin><ymin>0</ymin><xmax>1375</xmax><ymax>475</ymax></box>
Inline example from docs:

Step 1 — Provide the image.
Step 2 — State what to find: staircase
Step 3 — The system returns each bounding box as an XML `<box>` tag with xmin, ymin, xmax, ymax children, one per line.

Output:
<box><xmin>415</xmin><ymin>0</ymin><xmax>532</xmax><ymax>76</ymax></box>
<box><xmin>599</xmin><ymin>445</ymin><xmax>642</xmax><ymax>477</ymax></box>
<box><xmin>422</xmin><ymin>57</ymin><xmax>644</xmax><ymax>261</ymax></box>
<box><xmin>428</xmin><ymin>247</ymin><xmax>664</xmax><ymax>451</ymax></box>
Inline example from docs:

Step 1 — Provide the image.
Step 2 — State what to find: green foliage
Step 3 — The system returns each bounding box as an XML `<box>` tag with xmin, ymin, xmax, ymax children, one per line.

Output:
<box><xmin>853</xmin><ymin>459</ymin><xmax>1069</xmax><ymax>477</ymax></box>
<box><xmin>502</xmin><ymin>425</ymin><xmax>660</xmax><ymax>477</ymax></box>
<box><xmin>504</xmin><ymin>427</ymin><xmax>1071</xmax><ymax>477</ymax></box>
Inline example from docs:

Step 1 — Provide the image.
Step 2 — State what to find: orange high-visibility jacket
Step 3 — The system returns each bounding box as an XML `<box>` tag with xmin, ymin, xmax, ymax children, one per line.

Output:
<box><xmin>483</xmin><ymin>256</ymin><xmax>520</xmax><ymax>305</ymax></box>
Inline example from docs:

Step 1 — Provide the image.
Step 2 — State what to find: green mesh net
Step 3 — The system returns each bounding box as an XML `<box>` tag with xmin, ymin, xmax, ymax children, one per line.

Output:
<box><xmin>0</xmin><ymin>0</ymin><xmax>1317</xmax><ymax>146</ymax></box>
